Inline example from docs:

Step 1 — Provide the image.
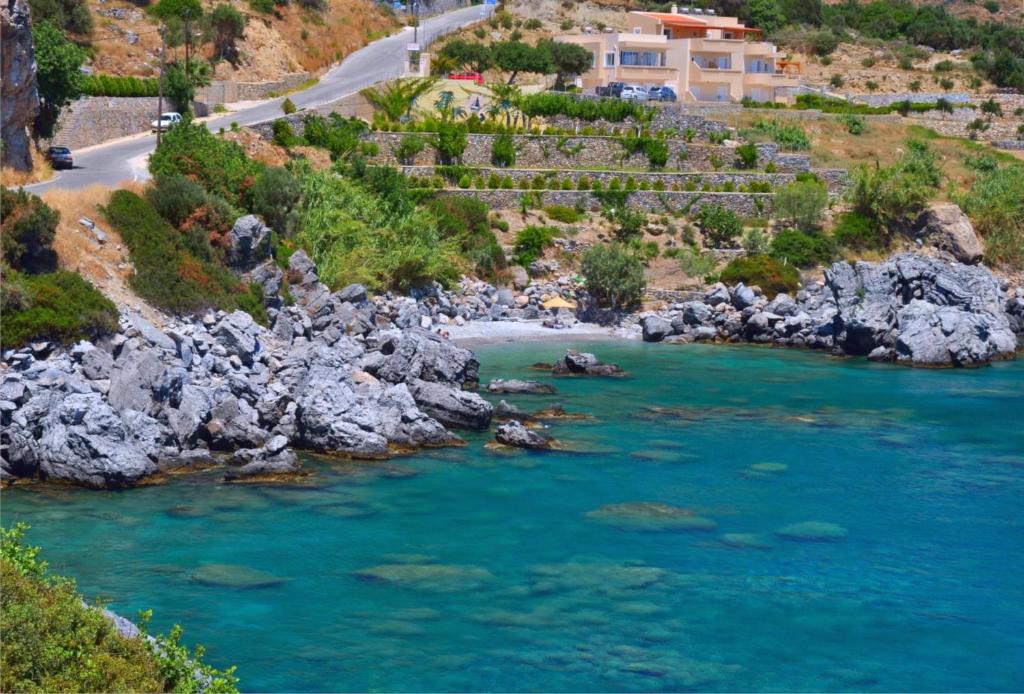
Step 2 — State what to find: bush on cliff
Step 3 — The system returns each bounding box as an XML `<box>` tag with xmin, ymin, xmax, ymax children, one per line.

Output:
<box><xmin>0</xmin><ymin>269</ymin><xmax>118</xmax><ymax>350</ymax></box>
<box><xmin>103</xmin><ymin>190</ymin><xmax>262</xmax><ymax>317</ymax></box>
<box><xmin>720</xmin><ymin>254</ymin><xmax>799</xmax><ymax>298</ymax></box>
<box><xmin>513</xmin><ymin>225</ymin><xmax>558</xmax><ymax>267</ymax></box>
<box><xmin>849</xmin><ymin>139</ymin><xmax>941</xmax><ymax>232</ymax></box>
<box><xmin>1</xmin><ymin>188</ymin><xmax>59</xmax><ymax>274</ymax></box>
<box><xmin>425</xmin><ymin>196</ymin><xmax>506</xmax><ymax>280</ymax></box>
<box><xmin>580</xmin><ymin>243</ymin><xmax>646</xmax><ymax>310</ymax></box>
<box><xmin>957</xmin><ymin>164</ymin><xmax>1024</xmax><ymax>270</ymax></box>
<box><xmin>1</xmin><ymin>523</ymin><xmax>238</xmax><ymax>693</ymax></box>
<box><xmin>769</xmin><ymin>229</ymin><xmax>836</xmax><ymax>268</ymax></box>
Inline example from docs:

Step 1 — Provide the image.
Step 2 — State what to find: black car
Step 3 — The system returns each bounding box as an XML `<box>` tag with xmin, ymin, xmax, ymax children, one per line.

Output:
<box><xmin>46</xmin><ymin>146</ymin><xmax>73</xmax><ymax>170</ymax></box>
<box><xmin>596</xmin><ymin>81</ymin><xmax>625</xmax><ymax>98</ymax></box>
<box><xmin>648</xmin><ymin>86</ymin><xmax>678</xmax><ymax>102</ymax></box>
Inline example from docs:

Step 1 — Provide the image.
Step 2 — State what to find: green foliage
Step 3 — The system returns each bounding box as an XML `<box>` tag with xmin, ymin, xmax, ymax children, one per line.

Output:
<box><xmin>544</xmin><ymin>205</ymin><xmax>583</xmax><ymax>224</ymax></box>
<box><xmin>832</xmin><ymin>211</ymin><xmax>885</xmax><ymax>251</ymax></box>
<box><xmin>361</xmin><ymin>78</ymin><xmax>436</xmax><ymax>122</ymax></box>
<box><xmin>151</xmin><ymin>0</ymin><xmax>202</xmax><ymax>21</ymax></box>
<box><xmin>493</xmin><ymin>41</ymin><xmax>553</xmax><ymax>84</ymax></box>
<box><xmin>1</xmin><ymin>188</ymin><xmax>58</xmax><ymax>273</ymax></box>
<box><xmin>539</xmin><ymin>39</ymin><xmax>593</xmax><ymax>89</ymax></box>
<box><xmin>149</xmin><ymin>119</ymin><xmax>262</xmax><ymax>207</ymax></box>
<box><xmin>80</xmin><ymin>74</ymin><xmax>160</xmax><ymax>97</ymax></box>
<box><xmin>643</xmin><ymin>138</ymin><xmax>668</xmax><ymax>169</ymax></box>
<box><xmin>958</xmin><ymin>164</ymin><xmax>1024</xmax><ymax>269</ymax></box>
<box><xmin>736</xmin><ymin>142</ymin><xmax>759</xmax><ymax>169</ymax></box>
<box><xmin>839</xmin><ymin>112</ymin><xmax>865</xmax><ymax>135</ymax></box>
<box><xmin>676</xmin><ymin>245</ymin><xmax>718</xmax><ymax>279</ymax></box>
<box><xmin>31</xmin><ymin>21</ymin><xmax>85</xmax><ymax>138</ymax></box>
<box><xmin>282</xmin><ymin>97</ymin><xmax>297</xmax><ymax>115</ymax></box>
<box><xmin>750</xmin><ymin>118</ymin><xmax>810</xmax><ymax>151</ymax></box>
<box><xmin>513</xmin><ymin>225</ymin><xmax>558</xmax><ymax>266</ymax></box>
<box><xmin>774</xmin><ymin>178</ymin><xmax>828</xmax><ymax>232</ymax></box>
<box><xmin>0</xmin><ymin>270</ymin><xmax>118</xmax><ymax>349</ymax></box>
<box><xmin>28</xmin><ymin>0</ymin><xmax>92</xmax><ymax>34</ymax></box>
<box><xmin>746</xmin><ymin>0</ymin><xmax>786</xmax><ymax>33</ymax></box>
<box><xmin>697</xmin><ymin>204</ymin><xmax>743</xmax><ymax>248</ymax></box>
<box><xmin>209</xmin><ymin>3</ymin><xmax>246</xmax><ymax>63</ymax></box>
<box><xmin>431</xmin><ymin>121</ymin><xmax>469</xmax><ymax>164</ymax></box>
<box><xmin>302</xmin><ymin>113</ymin><xmax>367</xmax><ymax>160</ymax></box>
<box><xmin>520</xmin><ymin>93</ymin><xmax>650</xmax><ymax>122</ymax></box>
<box><xmin>491</xmin><ymin>133</ymin><xmax>517</xmax><ymax>167</ymax></box>
<box><xmin>272</xmin><ymin>119</ymin><xmax>301</xmax><ymax>147</ymax></box>
<box><xmin>145</xmin><ymin>174</ymin><xmax>208</xmax><ymax>228</ymax></box>
<box><xmin>425</xmin><ymin>196</ymin><xmax>505</xmax><ymax>279</ymax></box>
<box><xmin>103</xmin><ymin>190</ymin><xmax>254</xmax><ymax>315</ymax></box>
<box><xmin>720</xmin><ymin>254</ymin><xmax>799</xmax><ymax>298</ymax></box>
<box><xmin>769</xmin><ymin>229</ymin><xmax>836</xmax><ymax>267</ymax></box>
<box><xmin>580</xmin><ymin>243</ymin><xmax>646</xmax><ymax>310</ymax></box>
<box><xmin>1</xmin><ymin>524</ymin><xmax>238</xmax><ymax>693</ymax></box>
<box><xmin>395</xmin><ymin>133</ymin><xmax>426</xmax><ymax>165</ymax></box>
<box><xmin>251</xmin><ymin>166</ymin><xmax>301</xmax><ymax>235</ymax></box>
<box><xmin>248</xmin><ymin>0</ymin><xmax>274</xmax><ymax>12</ymax></box>
<box><xmin>849</xmin><ymin>139</ymin><xmax>941</xmax><ymax>231</ymax></box>
<box><xmin>439</xmin><ymin>38</ymin><xmax>494</xmax><ymax>73</ymax></box>
<box><xmin>294</xmin><ymin>167</ymin><xmax>460</xmax><ymax>291</ymax></box>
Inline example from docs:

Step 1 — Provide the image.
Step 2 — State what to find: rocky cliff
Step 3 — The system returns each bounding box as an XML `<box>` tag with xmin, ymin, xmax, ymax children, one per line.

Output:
<box><xmin>1</xmin><ymin>0</ymin><xmax>40</xmax><ymax>172</ymax></box>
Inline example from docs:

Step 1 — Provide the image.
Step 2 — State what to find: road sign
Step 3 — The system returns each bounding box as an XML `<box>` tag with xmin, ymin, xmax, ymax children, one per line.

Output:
<box><xmin>407</xmin><ymin>42</ymin><xmax>420</xmax><ymax>52</ymax></box>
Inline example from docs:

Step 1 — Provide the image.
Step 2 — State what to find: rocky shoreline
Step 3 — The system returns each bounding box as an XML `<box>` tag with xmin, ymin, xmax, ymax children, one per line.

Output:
<box><xmin>2</xmin><ymin>250</ymin><xmax>1020</xmax><ymax>489</ymax></box>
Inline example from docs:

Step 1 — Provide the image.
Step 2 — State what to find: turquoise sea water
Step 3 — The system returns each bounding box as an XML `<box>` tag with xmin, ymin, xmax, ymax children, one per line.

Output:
<box><xmin>3</xmin><ymin>342</ymin><xmax>1024</xmax><ymax>692</ymax></box>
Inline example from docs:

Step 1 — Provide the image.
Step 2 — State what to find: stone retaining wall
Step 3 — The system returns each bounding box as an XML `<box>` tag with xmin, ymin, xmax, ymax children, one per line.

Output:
<box><xmin>992</xmin><ymin>140</ymin><xmax>1024</xmax><ymax>150</ymax></box>
<box><xmin>47</xmin><ymin>96</ymin><xmax>160</xmax><ymax>150</ymax></box>
<box><xmin>431</xmin><ymin>189</ymin><xmax>774</xmax><ymax>216</ymax></box>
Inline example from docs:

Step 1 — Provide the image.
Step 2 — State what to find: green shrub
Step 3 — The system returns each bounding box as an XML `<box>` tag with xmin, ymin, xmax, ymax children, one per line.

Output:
<box><xmin>1</xmin><ymin>188</ymin><xmax>58</xmax><ymax>273</ymax></box>
<box><xmin>520</xmin><ymin>92</ymin><xmax>650</xmax><ymax>122</ymax></box>
<box><xmin>769</xmin><ymin>229</ymin><xmax>836</xmax><ymax>268</ymax></box>
<box><xmin>431</xmin><ymin>120</ymin><xmax>469</xmax><ymax>164</ymax></box>
<box><xmin>251</xmin><ymin>166</ymin><xmax>301</xmax><ymax>235</ymax></box>
<box><xmin>0</xmin><ymin>270</ymin><xmax>118</xmax><ymax>349</ymax></box>
<box><xmin>958</xmin><ymin>164</ymin><xmax>1024</xmax><ymax>269</ymax></box>
<box><xmin>676</xmin><ymin>245</ymin><xmax>718</xmax><ymax>279</ymax></box>
<box><xmin>281</xmin><ymin>97</ymin><xmax>297</xmax><ymax>115</ymax></box>
<box><xmin>395</xmin><ymin>133</ymin><xmax>426</xmax><ymax>165</ymax></box>
<box><xmin>487</xmin><ymin>172</ymin><xmax>502</xmax><ymax>189</ymax></box>
<box><xmin>644</xmin><ymin>138</ymin><xmax>668</xmax><ymax>169</ymax></box>
<box><xmin>146</xmin><ymin>174</ymin><xmax>208</xmax><ymax>228</ymax></box>
<box><xmin>580</xmin><ymin>243</ymin><xmax>646</xmax><ymax>310</ymax></box>
<box><xmin>832</xmin><ymin>211</ymin><xmax>885</xmax><ymax>251</ymax></box>
<box><xmin>513</xmin><ymin>225</ymin><xmax>558</xmax><ymax>266</ymax></box>
<box><xmin>736</xmin><ymin>142</ymin><xmax>759</xmax><ymax>169</ymax></box>
<box><xmin>457</xmin><ymin>174</ymin><xmax>471</xmax><ymax>189</ymax></box>
<box><xmin>751</xmin><ymin>118</ymin><xmax>811</xmax><ymax>151</ymax></box>
<box><xmin>425</xmin><ymin>196</ymin><xmax>505</xmax><ymax>279</ymax></box>
<box><xmin>720</xmin><ymin>254</ymin><xmax>799</xmax><ymax>298</ymax></box>
<box><xmin>80</xmin><ymin>74</ymin><xmax>159</xmax><ymax>97</ymax></box>
<box><xmin>696</xmin><ymin>204</ymin><xmax>743</xmax><ymax>247</ymax></box>
<box><xmin>490</xmin><ymin>133</ymin><xmax>517</xmax><ymax>167</ymax></box>
<box><xmin>849</xmin><ymin>139</ymin><xmax>941</xmax><ymax>230</ymax></box>
<box><xmin>839</xmin><ymin>112</ymin><xmax>866</xmax><ymax>135</ymax></box>
<box><xmin>774</xmin><ymin>178</ymin><xmax>828</xmax><ymax>232</ymax></box>
<box><xmin>543</xmin><ymin>205</ymin><xmax>582</xmax><ymax>224</ymax></box>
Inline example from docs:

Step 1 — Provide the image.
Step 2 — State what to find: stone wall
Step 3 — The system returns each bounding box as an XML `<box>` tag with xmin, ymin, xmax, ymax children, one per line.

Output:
<box><xmin>992</xmin><ymin>140</ymin><xmax>1024</xmax><ymax>150</ymax></box>
<box><xmin>432</xmin><ymin>189</ymin><xmax>774</xmax><ymax>216</ymax></box>
<box><xmin>367</xmin><ymin>132</ymin><xmax>812</xmax><ymax>172</ymax></box>
<box><xmin>48</xmin><ymin>96</ymin><xmax>159</xmax><ymax>150</ymax></box>
<box><xmin>402</xmin><ymin>165</ymin><xmax>850</xmax><ymax>192</ymax></box>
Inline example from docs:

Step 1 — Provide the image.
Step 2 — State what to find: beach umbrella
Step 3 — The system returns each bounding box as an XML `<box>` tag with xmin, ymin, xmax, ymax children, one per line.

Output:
<box><xmin>542</xmin><ymin>296</ymin><xmax>577</xmax><ymax>311</ymax></box>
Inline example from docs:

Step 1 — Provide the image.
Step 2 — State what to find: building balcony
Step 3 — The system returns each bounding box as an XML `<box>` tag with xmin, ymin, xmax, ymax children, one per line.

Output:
<box><xmin>614</xmin><ymin>32</ymin><xmax>667</xmax><ymax>47</ymax></box>
<box><xmin>614</xmin><ymin>65</ymin><xmax>679</xmax><ymax>82</ymax></box>
<box><xmin>690</xmin><ymin>60</ymin><xmax>741</xmax><ymax>74</ymax></box>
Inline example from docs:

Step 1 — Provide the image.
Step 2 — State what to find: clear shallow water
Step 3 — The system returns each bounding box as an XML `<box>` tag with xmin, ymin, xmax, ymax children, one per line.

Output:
<box><xmin>3</xmin><ymin>342</ymin><xmax>1024</xmax><ymax>692</ymax></box>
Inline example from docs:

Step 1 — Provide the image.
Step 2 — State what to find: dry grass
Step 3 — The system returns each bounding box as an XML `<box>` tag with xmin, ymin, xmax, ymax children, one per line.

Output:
<box><xmin>1</xmin><ymin>150</ymin><xmax>55</xmax><ymax>187</ymax></box>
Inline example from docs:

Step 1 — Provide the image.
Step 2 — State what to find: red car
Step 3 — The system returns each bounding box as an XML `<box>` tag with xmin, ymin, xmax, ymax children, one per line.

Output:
<box><xmin>448</xmin><ymin>71</ymin><xmax>484</xmax><ymax>85</ymax></box>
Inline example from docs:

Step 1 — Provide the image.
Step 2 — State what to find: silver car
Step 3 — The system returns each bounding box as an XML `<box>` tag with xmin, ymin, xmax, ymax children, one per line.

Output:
<box><xmin>619</xmin><ymin>85</ymin><xmax>649</xmax><ymax>102</ymax></box>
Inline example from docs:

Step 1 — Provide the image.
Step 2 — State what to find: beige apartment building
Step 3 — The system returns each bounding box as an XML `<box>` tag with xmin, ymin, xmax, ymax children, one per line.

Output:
<box><xmin>556</xmin><ymin>6</ymin><xmax>800</xmax><ymax>103</ymax></box>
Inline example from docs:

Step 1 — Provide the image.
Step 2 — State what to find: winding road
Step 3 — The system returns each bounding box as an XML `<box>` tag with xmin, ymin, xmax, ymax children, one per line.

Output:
<box><xmin>28</xmin><ymin>3</ymin><xmax>492</xmax><ymax>193</ymax></box>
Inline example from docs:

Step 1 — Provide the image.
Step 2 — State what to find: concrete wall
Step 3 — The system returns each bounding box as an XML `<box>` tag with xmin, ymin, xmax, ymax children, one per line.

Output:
<box><xmin>48</xmin><ymin>96</ymin><xmax>160</xmax><ymax>150</ymax></box>
<box><xmin>431</xmin><ymin>188</ymin><xmax>774</xmax><ymax>216</ymax></box>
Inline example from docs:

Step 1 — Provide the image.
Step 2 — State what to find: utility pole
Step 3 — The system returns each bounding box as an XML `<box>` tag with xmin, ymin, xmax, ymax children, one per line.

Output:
<box><xmin>157</xmin><ymin>25</ymin><xmax>166</xmax><ymax>147</ymax></box>
<box><xmin>412</xmin><ymin>0</ymin><xmax>418</xmax><ymax>46</ymax></box>
<box><xmin>184</xmin><ymin>9</ymin><xmax>191</xmax><ymax>81</ymax></box>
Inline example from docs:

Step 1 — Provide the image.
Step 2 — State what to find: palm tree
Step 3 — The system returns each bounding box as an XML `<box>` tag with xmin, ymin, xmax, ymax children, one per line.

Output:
<box><xmin>434</xmin><ymin>90</ymin><xmax>465</xmax><ymax>121</ymax></box>
<box><xmin>487</xmin><ymin>83</ymin><xmax>522</xmax><ymax>128</ymax></box>
<box><xmin>361</xmin><ymin>77</ymin><xmax>437</xmax><ymax>122</ymax></box>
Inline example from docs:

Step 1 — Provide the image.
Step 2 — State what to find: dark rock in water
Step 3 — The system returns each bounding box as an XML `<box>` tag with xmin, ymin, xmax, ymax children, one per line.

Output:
<box><xmin>552</xmin><ymin>350</ymin><xmax>623</xmax><ymax>376</ymax></box>
<box><xmin>226</xmin><ymin>215</ymin><xmax>272</xmax><ymax>271</ymax></box>
<box><xmin>775</xmin><ymin>521</ymin><xmax>847</xmax><ymax>542</ymax></box>
<box><xmin>529</xmin><ymin>362</ymin><xmax>554</xmax><ymax>370</ymax></box>
<box><xmin>191</xmin><ymin>563</ymin><xmax>288</xmax><ymax>588</ymax></box>
<box><xmin>487</xmin><ymin>379</ymin><xmax>555</xmax><ymax>395</ymax></box>
<box><xmin>641</xmin><ymin>315</ymin><xmax>672</xmax><ymax>343</ymax></box>
<box><xmin>533</xmin><ymin>404</ymin><xmax>591</xmax><ymax>420</ymax></box>
<box><xmin>493</xmin><ymin>399</ymin><xmax>531</xmax><ymax>421</ymax></box>
<box><xmin>407</xmin><ymin>379</ymin><xmax>493</xmax><ymax>430</ymax></box>
<box><xmin>586</xmin><ymin>502</ymin><xmax>717</xmax><ymax>532</ymax></box>
<box><xmin>225</xmin><ymin>435</ymin><xmax>301</xmax><ymax>481</ymax></box>
<box><xmin>494</xmin><ymin>420</ymin><xmax>552</xmax><ymax>450</ymax></box>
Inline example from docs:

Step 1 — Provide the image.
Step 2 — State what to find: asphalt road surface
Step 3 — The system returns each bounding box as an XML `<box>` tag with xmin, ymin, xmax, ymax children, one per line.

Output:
<box><xmin>28</xmin><ymin>3</ymin><xmax>492</xmax><ymax>193</ymax></box>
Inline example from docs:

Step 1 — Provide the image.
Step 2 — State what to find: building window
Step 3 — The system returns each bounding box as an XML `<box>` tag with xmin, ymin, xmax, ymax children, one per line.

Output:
<box><xmin>620</xmin><ymin>51</ymin><xmax>664</xmax><ymax>67</ymax></box>
<box><xmin>632</xmin><ymin>27</ymin><xmax>642</xmax><ymax>34</ymax></box>
<box><xmin>604</xmin><ymin>51</ymin><xmax>616</xmax><ymax>67</ymax></box>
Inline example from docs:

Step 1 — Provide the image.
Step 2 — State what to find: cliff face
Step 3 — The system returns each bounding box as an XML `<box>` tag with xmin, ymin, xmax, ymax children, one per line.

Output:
<box><xmin>1</xmin><ymin>0</ymin><xmax>40</xmax><ymax>171</ymax></box>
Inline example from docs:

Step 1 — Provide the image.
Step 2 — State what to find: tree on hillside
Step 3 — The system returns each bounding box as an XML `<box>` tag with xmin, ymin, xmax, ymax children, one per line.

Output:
<box><xmin>493</xmin><ymin>41</ymin><xmax>552</xmax><ymax>84</ymax></box>
<box><xmin>361</xmin><ymin>78</ymin><xmax>436</xmax><ymax>123</ymax></box>
<box><xmin>487</xmin><ymin>82</ymin><xmax>523</xmax><ymax>127</ymax></box>
<box><xmin>151</xmin><ymin>0</ymin><xmax>201</xmax><ymax>22</ymax></box>
<box><xmin>207</xmin><ymin>3</ymin><xmax>245</xmax><ymax>64</ymax></box>
<box><xmin>439</xmin><ymin>39</ymin><xmax>493</xmax><ymax>74</ymax></box>
<box><xmin>745</xmin><ymin>0</ymin><xmax>786</xmax><ymax>33</ymax></box>
<box><xmin>28</xmin><ymin>0</ymin><xmax>92</xmax><ymax>35</ymax></box>
<box><xmin>30</xmin><ymin>21</ymin><xmax>85</xmax><ymax>139</ymax></box>
<box><xmin>581</xmin><ymin>243</ymin><xmax>646</xmax><ymax>311</ymax></box>
<box><xmin>779</xmin><ymin>0</ymin><xmax>821</xmax><ymax>26</ymax></box>
<box><xmin>539</xmin><ymin>40</ymin><xmax>592</xmax><ymax>90</ymax></box>
<box><xmin>161</xmin><ymin>58</ymin><xmax>211</xmax><ymax>112</ymax></box>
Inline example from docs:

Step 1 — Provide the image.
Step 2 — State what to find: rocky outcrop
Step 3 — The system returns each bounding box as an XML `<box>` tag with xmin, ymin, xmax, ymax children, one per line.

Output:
<box><xmin>486</xmin><ymin>379</ymin><xmax>555</xmax><ymax>394</ymax></box>
<box><xmin>0</xmin><ymin>254</ymin><xmax>480</xmax><ymax>488</ymax></box>
<box><xmin>494</xmin><ymin>420</ymin><xmax>551</xmax><ymax>450</ymax></box>
<box><xmin>636</xmin><ymin>253</ymin><xmax>1018</xmax><ymax>368</ymax></box>
<box><xmin>226</xmin><ymin>215</ymin><xmax>272</xmax><ymax>271</ymax></box>
<box><xmin>916</xmin><ymin>203</ymin><xmax>984</xmax><ymax>265</ymax></box>
<box><xmin>1</xmin><ymin>0</ymin><xmax>39</xmax><ymax>172</ymax></box>
<box><xmin>552</xmin><ymin>350</ymin><xmax>622</xmax><ymax>376</ymax></box>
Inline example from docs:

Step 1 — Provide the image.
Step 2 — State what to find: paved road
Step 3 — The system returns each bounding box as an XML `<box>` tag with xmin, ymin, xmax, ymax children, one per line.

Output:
<box><xmin>29</xmin><ymin>3</ymin><xmax>492</xmax><ymax>193</ymax></box>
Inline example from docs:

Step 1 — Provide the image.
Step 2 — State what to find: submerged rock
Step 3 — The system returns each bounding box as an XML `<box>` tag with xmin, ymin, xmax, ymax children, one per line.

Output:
<box><xmin>406</xmin><ymin>379</ymin><xmax>492</xmax><ymax>430</ymax></box>
<box><xmin>353</xmin><ymin>562</ymin><xmax>493</xmax><ymax>592</ymax></box>
<box><xmin>586</xmin><ymin>502</ymin><xmax>717</xmax><ymax>532</ymax></box>
<box><xmin>191</xmin><ymin>563</ymin><xmax>288</xmax><ymax>588</ymax></box>
<box><xmin>551</xmin><ymin>350</ymin><xmax>623</xmax><ymax>376</ymax></box>
<box><xmin>494</xmin><ymin>420</ymin><xmax>552</xmax><ymax>450</ymax></box>
<box><xmin>775</xmin><ymin>521</ymin><xmax>848</xmax><ymax>541</ymax></box>
<box><xmin>719</xmin><ymin>533</ymin><xmax>772</xmax><ymax>549</ymax></box>
<box><xmin>486</xmin><ymin>379</ymin><xmax>555</xmax><ymax>395</ymax></box>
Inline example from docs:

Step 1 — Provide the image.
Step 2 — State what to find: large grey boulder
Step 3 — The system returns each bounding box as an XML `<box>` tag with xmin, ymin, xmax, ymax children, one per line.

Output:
<box><xmin>80</xmin><ymin>346</ymin><xmax>114</xmax><ymax>380</ymax></box>
<box><xmin>336</xmin><ymin>283</ymin><xmax>368</xmax><ymax>304</ymax></box>
<box><xmin>494</xmin><ymin>420</ymin><xmax>551</xmax><ymax>450</ymax></box>
<box><xmin>225</xmin><ymin>436</ymin><xmax>300</xmax><ymax>481</ymax></box>
<box><xmin>213</xmin><ymin>311</ymin><xmax>259</xmax><ymax>366</ymax></box>
<box><xmin>552</xmin><ymin>350</ymin><xmax>623</xmax><ymax>376</ymax></box>
<box><xmin>731</xmin><ymin>283</ymin><xmax>758</xmax><ymax>310</ymax></box>
<box><xmin>486</xmin><ymin>379</ymin><xmax>555</xmax><ymax>394</ymax></box>
<box><xmin>407</xmin><ymin>379</ymin><xmax>493</xmax><ymax>430</ymax></box>
<box><xmin>917</xmin><ymin>202</ymin><xmax>984</xmax><ymax>265</ymax></box>
<box><xmin>895</xmin><ymin>299</ymin><xmax>1017</xmax><ymax>367</ymax></box>
<box><xmin>38</xmin><ymin>394</ymin><xmax>158</xmax><ymax>487</ymax></box>
<box><xmin>108</xmin><ymin>346</ymin><xmax>165</xmax><ymax>413</ymax></box>
<box><xmin>129</xmin><ymin>313</ymin><xmax>176</xmax><ymax>352</ymax></box>
<box><xmin>641</xmin><ymin>315</ymin><xmax>672</xmax><ymax>342</ymax></box>
<box><xmin>374</xmin><ymin>329</ymin><xmax>480</xmax><ymax>387</ymax></box>
<box><xmin>226</xmin><ymin>215</ymin><xmax>272</xmax><ymax>270</ymax></box>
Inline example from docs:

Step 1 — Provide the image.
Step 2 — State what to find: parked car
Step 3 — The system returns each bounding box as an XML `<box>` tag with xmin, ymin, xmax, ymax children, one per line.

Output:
<box><xmin>619</xmin><ymin>85</ymin><xmax>649</xmax><ymax>102</ymax></box>
<box><xmin>648</xmin><ymin>86</ymin><xmax>678</xmax><ymax>102</ymax></box>
<box><xmin>151</xmin><ymin>112</ymin><xmax>182</xmax><ymax>132</ymax></box>
<box><xmin>448</xmin><ymin>71</ymin><xmax>484</xmax><ymax>85</ymax></box>
<box><xmin>596</xmin><ymin>81</ymin><xmax>625</xmax><ymax>98</ymax></box>
<box><xmin>45</xmin><ymin>146</ymin><xmax>73</xmax><ymax>170</ymax></box>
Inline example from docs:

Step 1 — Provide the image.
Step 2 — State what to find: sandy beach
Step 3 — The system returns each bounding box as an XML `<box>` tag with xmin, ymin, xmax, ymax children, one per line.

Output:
<box><xmin>443</xmin><ymin>319</ymin><xmax>626</xmax><ymax>347</ymax></box>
